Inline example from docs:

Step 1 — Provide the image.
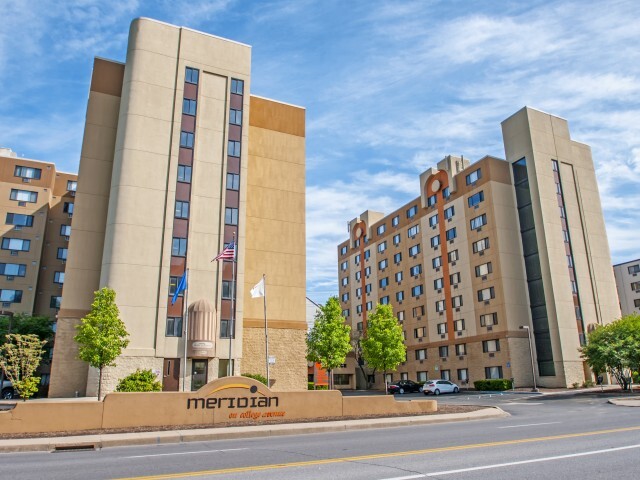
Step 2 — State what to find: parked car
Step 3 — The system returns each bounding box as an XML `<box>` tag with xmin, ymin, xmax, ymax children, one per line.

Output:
<box><xmin>423</xmin><ymin>379</ymin><xmax>459</xmax><ymax>395</ymax></box>
<box><xmin>1</xmin><ymin>380</ymin><xmax>16</xmax><ymax>400</ymax></box>
<box><xmin>387</xmin><ymin>380</ymin><xmax>422</xmax><ymax>394</ymax></box>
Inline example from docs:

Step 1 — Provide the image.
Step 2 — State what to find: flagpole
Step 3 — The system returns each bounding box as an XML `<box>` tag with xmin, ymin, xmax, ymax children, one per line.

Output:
<box><xmin>228</xmin><ymin>232</ymin><xmax>236</xmax><ymax>377</ymax></box>
<box><xmin>263</xmin><ymin>274</ymin><xmax>269</xmax><ymax>387</ymax></box>
<box><xmin>182</xmin><ymin>269</ymin><xmax>189</xmax><ymax>392</ymax></box>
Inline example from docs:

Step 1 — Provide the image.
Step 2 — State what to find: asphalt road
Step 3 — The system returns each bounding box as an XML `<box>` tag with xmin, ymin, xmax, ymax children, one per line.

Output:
<box><xmin>3</xmin><ymin>392</ymin><xmax>640</xmax><ymax>480</ymax></box>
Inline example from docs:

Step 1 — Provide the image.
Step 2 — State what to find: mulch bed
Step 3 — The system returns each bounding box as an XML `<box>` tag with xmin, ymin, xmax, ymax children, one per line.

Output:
<box><xmin>0</xmin><ymin>404</ymin><xmax>482</xmax><ymax>440</ymax></box>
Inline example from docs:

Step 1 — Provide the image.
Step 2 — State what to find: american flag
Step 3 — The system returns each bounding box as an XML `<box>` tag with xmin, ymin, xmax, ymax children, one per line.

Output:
<box><xmin>212</xmin><ymin>241</ymin><xmax>235</xmax><ymax>262</ymax></box>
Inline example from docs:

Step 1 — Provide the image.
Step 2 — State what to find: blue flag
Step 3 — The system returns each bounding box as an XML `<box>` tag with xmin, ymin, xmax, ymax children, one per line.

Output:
<box><xmin>171</xmin><ymin>271</ymin><xmax>187</xmax><ymax>305</ymax></box>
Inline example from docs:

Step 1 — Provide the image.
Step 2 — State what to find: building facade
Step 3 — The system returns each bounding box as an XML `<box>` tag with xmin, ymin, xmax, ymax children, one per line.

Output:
<box><xmin>49</xmin><ymin>18</ymin><xmax>307</xmax><ymax>397</ymax></box>
<box><xmin>613</xmin><ymin>259</ymin><xmax>640</xmax><ymax>316</ymax></box>
<box><xmin>337</xmin><ymin>107</ymin><xmax>620</xmax><ymax>389</ymax></box>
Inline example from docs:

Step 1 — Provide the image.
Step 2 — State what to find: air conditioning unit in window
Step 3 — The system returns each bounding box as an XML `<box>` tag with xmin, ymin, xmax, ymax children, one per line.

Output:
<box><xmin>14</xmin><ymin>226</ymin><xmax>22</xmax><ymax>231</ymax></box>
<box><xmin>440</xmin><ymin>334</ymin><xmax>445</xmax><ymax>339</ymax></box>
<box><xmin>441</xmin><ymin>357</ymin><xmax>447</xmax><ymax>362</ymax></box>
<box><xmin>418</xmin><ymin>338</ymin><xmax>423</xmax><ymax>342</ymax></box>
<box><xmin>18</xmin><ymin>201</ymin><xmax>26</xmax><ymax>207</ymax></box>
<box><xmin>65</xmin><ymin>236</ymin><xmax>70</xmax><ymax>241</ymax></box>
<box><xmin>459</xmin><ymin>356</ymin><xmax>464</xmax><ymax>360</ymax></box>
<box><xmin>439</xmin><ymin>311</ymin><xmax>444</xmax><ymax>316</ymax></box>
<box><xmin>68</xmin><ymin>214</ymin><xmax>73</xmax><ymax>218</ymax></box>
<box><xmin>489</xmin><ymin>353</ymin><xmax>495</xmax><ymax>358</ymax></box>
<box><xmin>2</xmin><ymin>302</ymin><xmax>10</xmax><ymax>308</ymax></box>
<box><xmin>455</xmin><ymin>307</ymin><xmax>460</xmax><ymax>312</ymax></box>
<box><xmin>6</xmin><ymin>276</ymin><xmax>14</xmax><ymax>281</ymax></box>
<box><xmin>451</xmin><ymin>262</ymin><xmax>456</xmax><ymax>266</ymax></box>
<box><xmin>479</xmin><ymin>251</ymin><xmax>485</xmax><ymax>256</ymax></box>
<box><xmin>419</xmin><ymin>360</ymin><xmax>424</xmax><ymax>364</ymax></box>
<box><xmin>71</xmin><ymin>191</ymin><xmax>76</xmax><ymax>197</ymax></box>
<box><xmin>481</xmin><ymin>275</ymin><xmax>487</xmax><ymax>281</ymax></box>
<box><xmin>454</xmin><ymin>284</ymin><xmax>458</xmax><ymax>289</ymax></box>
<box><xmin>448</xmin><ymin>218</ymin><xmax>452</xmax><ymax>222</ymax></box>
<box><xmin>22</xmin><ymin>178</ymin><xmax>30</xmax><ymax>183</ymax></box>
<box><xmin>487</xmin><ymin>326</ymin><xmax>493</xmax><ymax>331</ymax></box>
<box><xmin>484</xmin><ymin>300</ymin><xmax>490</xmax><ymax>305</ymax></box>
<box><xmin>10</xmin><ymin>251</ymin><xmax>18</xmax><ymax>256</ymax></box>
<box><xmin>457</xmin><ymin>331</ymin><xmax>462</xmax><ymax>336</ymax></box>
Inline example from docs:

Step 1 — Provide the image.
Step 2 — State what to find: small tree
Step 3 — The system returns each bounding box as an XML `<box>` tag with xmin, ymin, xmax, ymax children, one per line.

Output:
<box><xmin>75</xmin><ymin>287</ymin><xmax>129</xmax><ymax>400</ymax></box>
<box><xmin>361</xmin><ymin>304</ymin><xmax>406</xmax><ymax>393</ymax></box>
<box><xmin>0</xmin><ymin>334</ymin><xmax>47</xmax><ymax>401</ymax></box>
<box><xmin>306</xmin><ymin>296</ymin><xmax>352</xmax><ymax>389</ymax></box>
<box><xmin>115</xmin><ymin>369</ymin><xmax>162</xmax><ymax>392</ymax></box>
<box><xmin>0</xmin><ymin>314</ymin><xmax>54</xmax><ymax>345</ymax></box>
<box><xmin>580</xmin><ymin>314</ymin><xmax>640</xmax><ymax>391</ymax></box>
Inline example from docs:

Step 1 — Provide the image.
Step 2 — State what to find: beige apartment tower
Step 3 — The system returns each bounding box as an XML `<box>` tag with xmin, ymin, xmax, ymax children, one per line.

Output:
<box><xmin>337</xmin><ymin>107</ymin><xmax>620</xmax><ymax>389</ymax></box>
<box><xmin>49</xmin><ymin>18</ymin><xmax>307</xmax><ymax>397</ymax></box>
<box><xmin>613</xmin><ymin>259</ymin><xmax>640</xmax><ymax>316</ymax></box>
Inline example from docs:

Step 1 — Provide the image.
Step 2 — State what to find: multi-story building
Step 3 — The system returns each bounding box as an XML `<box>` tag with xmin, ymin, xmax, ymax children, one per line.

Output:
<box><xmin>49</xmin><ymin>18</ymin><xmax>307</xmax><ymax>397</ymax></box>
<box><xmin>613</xmin><ymin>259</ymin><xmax>640</xmax><ymax>316</ymax></box>
<box><xmin>337</xmin><ymin>107</ymin><xmax>620</xmax><ymax>389</ymax></box>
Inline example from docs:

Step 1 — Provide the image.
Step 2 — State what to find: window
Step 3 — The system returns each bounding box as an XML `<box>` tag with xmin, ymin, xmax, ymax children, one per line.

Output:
<box><xmin>430</xmin><ymin>235</ymin><xmax>440</xmax><ymax>248</ymax></box>
<box><xmin>628</xmin><ymin>264</ymin><xmax>640</xmax><ymax>275</ymax></box>
<box><xmin>341</xmin><ymin>277</ymin><xmax>348</xmax><ymax>287</ymax></box>
<box><xmin>435</xmin><ymin>300</ymin><xmax>445</xmax><ymax>312</ymax></box>
<box><xmin>414</xmin><ymin>327</ymin><xmax>426</xmax><ymax>339</ymax></box>
<box><xmin>185</xmin><ymin>67</ymin><xmax>199</xmax><ymax>84</ymax></box>
<box><xmin>635</xmin><ymin>299</ymin><xmax>640</xmax><ymax>308</ymax></box>
<box><xmin>220</xmin><ymin>319</ymin><xmax>235</xmax><ymax>338</ymax></box>
<box><xmin>60</xmin><ymin>225</ymin><xmax>71</xmax><ymax>236</ymax></box>
<box><xmin>428</xmin><ymin>214</ymin><xmax>438</xmax><ymax>227</ymax></box>
<box><xmin>67</xmin><ymin>180</ymin><xmax>77</xmax><ymax>192</ymax></box>
<box><xmin>365</xmin><ymin>266</ymin><xmax>371</xmax><ymax>276</ymax></box>
<box><xmin>1</xmin><ymin>238</ymin><xmax>30</xmax><ymax>252</ymax></box>
<box><xmin>439</xmin><ymin>346</ymin><xmax>449</xmax><ymax>358</ymax></box>
<box><xmin>396</xmin><ymin>291</ymin><xmax>404</xmax><ymax>301</ymax></box>
<box><xmin>50</xmin><ymin>296</ymin><xmax>62</xmax><ymax>309</ymax></box>
<box><xmin>355</xmin><ymin>254</ymin><xmax>361</xmax><ymax>265</ymax></box>
<box><xmin>458</xmin><ymin>368</ymin><xmax>469</xmax><ymax>382</ymax></box>
<box><xmin>172</xmin><ymin>237</ymin><xmax>187</xmax><ymax>256</ymax></box>
<box><xmin>341</xmin><ymin>292</ymin><xmax>349</xmax><ymax>302</ymax></box>
<box><xmin>378</xmin><ymin>241</ymin><xmax>387</xmax><ymax>253</ymax></box>
<box><xmin>229</xmin><ymin>108</ymin><xmax>242</xmax><ymax>125</ymax></box>
<box><xmin>485</xmin><ymin>366</ymin><xmax>503</xmax><ymax>379</ymax></box>
<box><xmin>437</xmin><ymin>322</ymin><xmax>447</xmax><ymax>334</ymax></box>
<box><xmin>468</xmin><ymin>191</ymin><xmax>484</xmax><ymax>207</ymax></box>
<box><xmin>415</xmin><ymin>349</ymin><xmax>427</xmax><ymax>360</ymax></box>
<box><xmin>63</xmin><ymin>202</ymin><xmax>74</xmax><ymax>214</ymax></box>
<box><xmin>0</xmin><ymin>289</ymin><xmax>22</xmax><ymax>303</ymax></box>
<box><xmin>180</xmin><ymin>131</ymin><xmax>194</xmax><ymax>148</ymax></box>
<box><xmin>57</xmin><ymin>248</ymin><xmax>68</xmax><ymax>260</ymax></box>
<box><xmin>53</xmin><ymin>271</ymin><xmax>64</xmax><ymax>284</ymax></box>
<box><xmin>408</xmin><ymin>244</ymin><xmax>420</xmax><ymax>256</ymax></box>
<box><xmin>408</xmin><ymin>224</ymin><xmax>420</xmax><ymax>237</ymax></box>
<box><xmin>365</xmin><ymin>283</ymin><xmax>372</xmax><ymax>294</ymax></box>
<box><xmin>366</xmin><ymin>301</ymin><xmax>373</xmax><ymax>311</ymax></box>
<box><xmin>377</xmin><ymin>224</ymin><xmax>386</xmax><ymax>235</ymax></box>
<box><xmin>354</xmin><ymin>238</ymin><xmax>360</xmax><ymax>248</ymax></box>
<box><xmin>380</xmin><ymin>296</ymin><xmax>390</xmax><ymax>305</ymax></box>
<box><xmin>392</xmin><ymin>215</ymin><xmax>400</xmax><ymax>227</ymax></box>
<box><xmin>356</xmin><ymin>305</ymin><xmax>362</xmax><ymax>314</ymax></box>
<box><xmin>225</xmin><ymin>207</ymin><xmax>238</xmax><ymax>225</ymax></box>
<box><xmin>406</xmin><ymin>205</ymin><xmax>418</xmax><ymax>218</ymax></box>
<box><xmin>444</xmin><ymin>206</ymin><xmax>455</xmax><ymax>220</ymax></box>
<box><xmin>411</xmin><ymin>285</ymin><xmax>423</xmax><ymax>297</ymax></box>
<box><xmin>434</xmin><ymin>277</ymin><xmax>444</xmax><ymax>290</ymax></box>
<box><xmin>182</xmin><ymin>98</ymin><xmax>197</xmax><ymax>115</ymax></box>
<box><xmin>453</xmin><ymin>319</ymin><xmax>465</xmax><ymax>331</ymax></box>
<box><xmin>341</xmin><ymin>261</ymin><xmax>348</xmax><ymax>271</ymax></box>
<box><xmin>340</xmin><ymin>246</ymin><xmax>348</xmax><ymax>256</ymax></box>
<box><xmin>231</xmin><ymin>78</ymin><xmax>244</xmax><ymax>95</ymax></box>
<box><xmin>465</xmin><ymin>168</ymin><xmax>481</xmax><ymax>185</ymax></box>
<box><xmin>442</xmin><ymin>186</ymin><xmax>450</xmax><ymax>199</ymax></box>
<box><xmin>379</xmin><ymin>277</ymin><xmax>389</xmax><ymax>288</ymax></box>
<box><xmin>470</xmin><ymin>214</ymin><xmax>487</xmax><ymax>230</ymax></box>
<box><xmin>15</xmin><ymin>165</ymin><xmax>42</xmax><ymax>180</ymax></box>
<box><xmin>393</xmin><ymin>234</ymin><xmax>401</xmax><ymax>245</ymax></box>
<box><xmin>631</xmin><ymin>282</ymin><xmax>640</xmax><ymax>292</ymax></box>
<box><xmin>480</xmin><ymin>313</ymin><xmax>498</xmax><ymax>327</ymax></box>
<box><xmin>177</xmin><ymin>165</ymin><xmax>192</xmax><ymax>183</ymax></box>
<box><xmin>10</xmin><ymin>189</ymin><xmax>37</xmax><ymax>203</ymax></box>
<box><xmin>413</xmin><ymin>305</ymin><xmax>424</xmax><ymax>317</ymax></box>
<box><xmin>446</xmin><ymin>227</ymin><xmax>457</xmax><ymax>241</ymax></box>
<box><xmin>472</xmin><ymin>238</ymin><xmax>490</xmax><ymax>253</ymax></box>
<box><xmin>455</xmin><ymin>343</ymin><xmax>467</xmax><ymax>356</ymax></box>
<box><xmin>378</xmin><ymin>259</ymin><xmax>388</xmax><ymax>270</ymax></box>
<box><xmin>166</xmin><ymin>317</ymin><xmax>183</xmax><ymax>337</ymax></box>
<box><xmin>228</xmin><ymin>140</ymin><xmax>241</xmax><ymax>157</ymax></box>
<box><xmin>478</xmin><ymin>287</ymin><xmax>495</xmax><ymax>301</ymax></box>
<box><xmin>6</xmin><ymin>213</ymin><xmax>34</xmax><ymax>227</ymax></box>
<box><xmin>0</xmin><ymin>263</ymin><xmax>26</xmax><ymax>277</ymax></box>
<box><xmin>440</xmin><ymin>370</ymin><xmax>451</xmax><ymax>381</ymax></box>
<box><xmin>417</xmin><ymin>371</ymin><xmax>428</xmax><ymax>382</ymax></box>
<box><xmin>450</xmin><ymin>272</ymin><xmax>461</xmax><ymax>285</ymax></box>
<box><xmin>559</xmin><ymin>206</ymin><xmax>566</xmax><ymax>218</ymax></box>
<box><xmin>168</xmin><ymin>276</ymin><xmax>184</xmax><ymax>296</ymax></box>
<box><xmin>222</xmin><ymin>280</ymin><xmax>235</xmax><ymax>299</ymax></box>
<box><xmin>452</xmin><ymin>295</ymin><xmax>463</xmax><ymax>308</ymax></box>
<box><xmin>227</xmin><ymin>173</ymin><xmax>240</xmax><ymax>190</ymax></box>
<box><xmin>432</xmin><ymin>256</ymin><xmax>442</xmax><ymax>268</ymax></box>
<box><xmin>410</xmin><ymin>264</ymin><xmax>422</xmax><ymax>276</ymax></box>
<box><xmin>355</xmin><ymin>271</ymin><xmax>361</xmax><ymax>281</ymax></box>
<box><xmin>427</xmin><ymin>194</ymin><xmax>437</xmax><ymax>207</ymax></box>
<box><xmin>397</xmin><ymin>310</ymin><xmax>405</xmax><ymax>321</ymax></box>
<box><xmin>483</xmin><ymin>339</ymin><xmax>500</xmax><ymax>353</ymax></box>
<box><xmin>475</xmin><ymin>262</ymin><xmax>492</xmax><ymax>277</ymax></box>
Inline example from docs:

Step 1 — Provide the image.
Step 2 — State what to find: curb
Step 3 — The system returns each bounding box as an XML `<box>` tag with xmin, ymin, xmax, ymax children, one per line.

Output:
<box><xmin>0</xmin><ymin>407</ymin><xmax>507</xmax><ymax>453</ymax></box>
<box><xmin>608</xmin><ymin>397</ymin><xmax>640</xmax><ymax>407</ymax></box>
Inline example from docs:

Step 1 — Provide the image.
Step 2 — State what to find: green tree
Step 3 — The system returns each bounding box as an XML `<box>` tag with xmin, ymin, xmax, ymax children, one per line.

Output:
<box><xmin>361</xmin><ymin>304</ymin><xmax>406</xmax><ymax>393</ymax></box>
<box><xmin>115</xmin><ymin>369</ymin><xmax>162</xmax><ymax>392</ymax></box>
<box><xmin>0</xmin><ymin>334</ymin><xmax>47</xmax><ymax>401</ymax></box>
<box><xmin>74</xmin><ymin>287</ymin><xmax>130</xmax><ymax>400</ymax></box>
<box><xmin>580</xmin><ymin>314</ymin><xmax>640</xmax><ymax>391</ymax></box>
<box><xmin>306</xmin><ymin>296</ymin><xmax>352</xmax><ymax>389</ymax></box>
<box><xmin>0</xmin><ymin>314</ymin><xmax>54</xmax><ymax>345</ymax></box>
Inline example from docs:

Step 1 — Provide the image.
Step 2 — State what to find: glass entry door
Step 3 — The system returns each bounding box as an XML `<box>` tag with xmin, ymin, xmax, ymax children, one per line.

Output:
<box><xmin>191</xmin><ymin>360</ymin><xmax>208</xmax><ymax>391</ymax></box>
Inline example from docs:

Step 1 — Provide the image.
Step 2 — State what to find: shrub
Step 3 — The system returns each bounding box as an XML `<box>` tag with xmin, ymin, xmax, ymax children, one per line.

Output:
<box><xmin>242</xmin><ymin>373</ymin><xmax>267</xmax><ymax>385</ymax></box>
<box><xmin>115</xmin><ymin>369</ymin><xmax>161</xmax><ymax>392</ymax></box>
<box><xmin>308</xmin><ymin>381</ymin><xmax>315</xmax><ymax>390</ymax></box>
<box><xmin>473</xmin><ymin>379</ymin><xmax>513</xmax><ymax>391</ymax></box>
<box><xmin>572</xmin><ymin>382</ymin><xmax>580</xmax><ymax>389</ymax></box>
<box><xmin>315</xmin><ymin>384</ymin><xmax>329</xmax><ymax>390</ymax></box>
<box><xmin>582</xmin><ymin>379</ymin><xmax>594</xmax><ymax>388</ymax></box>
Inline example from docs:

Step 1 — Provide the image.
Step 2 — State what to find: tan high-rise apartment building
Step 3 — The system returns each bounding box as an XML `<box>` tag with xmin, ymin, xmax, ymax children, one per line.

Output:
<box><xmin>337</xmin><ymin>107</ymin><xmax>620</xmax><ymax>389</ymax></box>
<box><xmin>49</xmin><ymin>18</ymin><xmax>307</xmax><ymax>397</ymax></box>
<box><xmin>613</xmin><ymin>259</ymin><xmax>640</xmax><ymax>316</ymax></box>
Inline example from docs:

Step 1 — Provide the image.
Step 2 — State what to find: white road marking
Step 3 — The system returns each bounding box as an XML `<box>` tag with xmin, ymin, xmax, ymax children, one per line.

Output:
<box><xmin>378</xmin><ymin>476</ymin><xmax>424</xmax><ymax>480</ymax></box>
<box><xmin>125</xmin><ymin>448</ymin><xmax>247</xmax><ymax>459</ymax></box>
<box><xmin>498</xmin><ymin>422</ymin><xmax>561</xmax><ymax>429</ymax></box>
<box><xmin>505</xmin><ymin>402</ymin><xmax>543</xmax><ymax>405</ymax></box>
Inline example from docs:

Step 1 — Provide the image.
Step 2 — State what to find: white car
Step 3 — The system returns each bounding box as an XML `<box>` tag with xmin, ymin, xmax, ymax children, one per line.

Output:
<box><xmin>422</xmin><ymin>379</ymin><xmax>459</xmax><ymax>395</ymax></box>
<box><xmin>1</xmin><ymin>380</ymin><xmax>15</xmax><ymax>399</ymax></box>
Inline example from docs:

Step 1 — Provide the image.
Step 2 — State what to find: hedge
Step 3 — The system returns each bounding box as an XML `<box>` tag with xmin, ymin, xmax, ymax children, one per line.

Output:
<box><xmin>308</xmin><ymin>382</ymin><xmax>328</xmax><ymax>390</ymax></box>
<box><xmin>473</xmin><ymin>379</ymin><xmax>513</xmax><ymax>391</ymax></box>
<box><xmin>242</xmin><ymin>373</ymin><xmax>268</xmax><ymax>385</ymax></box>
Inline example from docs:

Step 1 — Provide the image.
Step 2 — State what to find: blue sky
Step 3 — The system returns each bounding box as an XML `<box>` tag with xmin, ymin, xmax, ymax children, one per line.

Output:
<box><xmin>1</xmin><ymin>1</ymin><xmax>639</xmax><ymax>305</ymax></box>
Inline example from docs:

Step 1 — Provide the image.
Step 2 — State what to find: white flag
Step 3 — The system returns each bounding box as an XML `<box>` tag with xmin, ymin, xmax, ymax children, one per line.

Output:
<box><xmin>250</xmin><ymin>277</ymin><xmax>265</xmax><ymax>298</ymax></box>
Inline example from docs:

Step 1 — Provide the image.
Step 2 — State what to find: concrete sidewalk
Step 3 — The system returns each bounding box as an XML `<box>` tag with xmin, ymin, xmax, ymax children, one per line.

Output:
<box><xmin>608</xmin><ymin>397</ymin><xmax>640</xmax><ymax>407</ymax></box>
<box><xmin>0</xmin><ymin>407</ymin><xmax>507</xmax><ymax>453</ymax></box>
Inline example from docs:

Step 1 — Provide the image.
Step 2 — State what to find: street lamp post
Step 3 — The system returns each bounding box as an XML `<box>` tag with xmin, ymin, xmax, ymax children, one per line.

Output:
<box><xmin>520</xmin><ymin>325</ymin><xmax>538</xmax><ymax>392</ymax></box>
